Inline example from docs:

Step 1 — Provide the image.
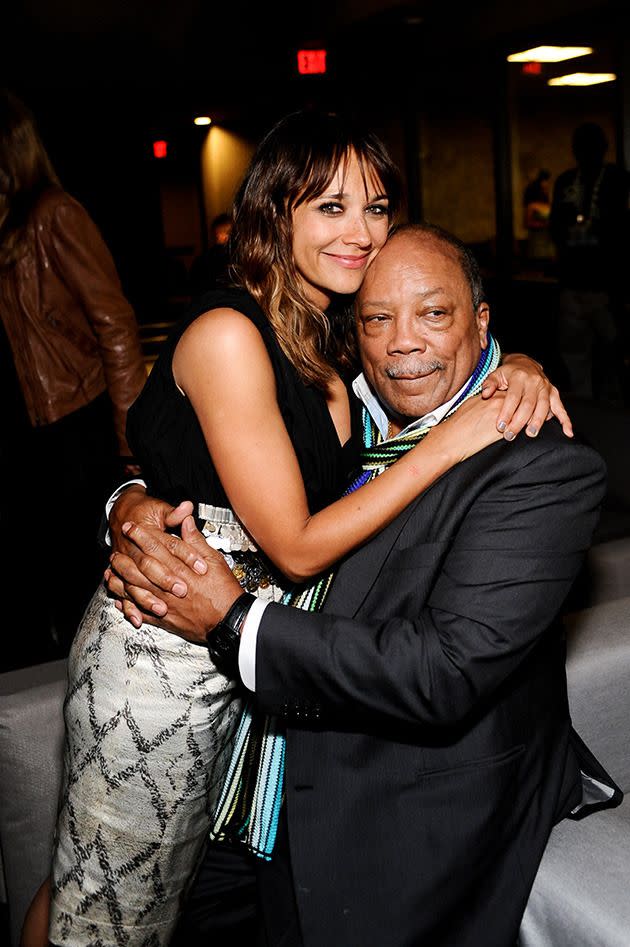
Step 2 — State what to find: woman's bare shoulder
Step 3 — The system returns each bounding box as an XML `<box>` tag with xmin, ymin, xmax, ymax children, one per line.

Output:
<box><xmin>178</xmin><ymin>306</ymin><xmax>266</xmax><ymax>353</ymax></box>
<box><xmin>173</xmin><ymin>305</ymin><xmax>273</xmax><ymax>391</ymax></box>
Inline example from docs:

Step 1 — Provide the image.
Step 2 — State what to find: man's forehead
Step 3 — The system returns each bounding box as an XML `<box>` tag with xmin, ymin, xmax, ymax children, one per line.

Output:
<box><xmin>359</xmin><ymin>233</ymin><xmax>466</xmax><ymax>301</ymax></box>
<box><xmin>386</xmin><ymin>232</ymin><xmax>460</xmax><ymax>267</ymax></box>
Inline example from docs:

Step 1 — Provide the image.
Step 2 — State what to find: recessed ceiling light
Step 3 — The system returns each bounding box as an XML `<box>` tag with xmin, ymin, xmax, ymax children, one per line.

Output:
<box><xmin>507</xmin><ymin>46</ymin><xmax>593</xmax><ymax>63</ymax></box>
<box><xmin>548</xmin><ymin>72</ymin><xmax>616</xmax><ymax>86</ymax></box>
<box><xmin>194</xmin><ymin>116</ymin><xmax>212</xmax><ymax>126</ymax></box>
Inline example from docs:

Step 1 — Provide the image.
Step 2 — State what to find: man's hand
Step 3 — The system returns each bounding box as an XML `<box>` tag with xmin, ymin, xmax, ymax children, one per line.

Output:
<box><xmin>107</xmin><ymin>486</ymin><xmax>203</xmax><ymax>625</ymax></box>
<box><xmin>109</xmin><ymin>485</ymin><xmax>194</xmax><ymax>554</ymax></box>
<box><xmin>107</xmin><ymin>515</ymin><xmax>242</xmax><ymax>644</ymax></box>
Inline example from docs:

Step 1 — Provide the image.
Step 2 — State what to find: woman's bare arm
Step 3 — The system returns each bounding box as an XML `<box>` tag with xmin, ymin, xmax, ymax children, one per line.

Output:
<box><xmin>157</xmin><ymin>309</ymin><xmax>522</xmax><ymax>582</ymax></box>
<box><xmin>107</xmin><ymin>310</ymin><xmax>569</xmax><ymax>619</ymax></box>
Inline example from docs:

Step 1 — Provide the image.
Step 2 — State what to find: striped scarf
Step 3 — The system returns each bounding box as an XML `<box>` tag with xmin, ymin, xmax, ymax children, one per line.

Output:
<box><xmin>210</xmin><ymin>334</ymin><xmax>501</xmax><ymax>859</ymax></box>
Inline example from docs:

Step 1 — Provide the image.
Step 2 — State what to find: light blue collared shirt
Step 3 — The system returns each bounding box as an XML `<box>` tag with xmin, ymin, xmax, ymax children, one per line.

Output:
<box><xmin>351</xmin><ymin>371</ymin><xmax>471</xmax><ymax>440</ymax></box>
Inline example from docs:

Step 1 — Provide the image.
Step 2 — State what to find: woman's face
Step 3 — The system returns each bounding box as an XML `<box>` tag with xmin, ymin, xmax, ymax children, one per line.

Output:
<box><xmin>291</xmin><ymin>151</ymin><xmax>390</xmax><ymax>310</ymax></box>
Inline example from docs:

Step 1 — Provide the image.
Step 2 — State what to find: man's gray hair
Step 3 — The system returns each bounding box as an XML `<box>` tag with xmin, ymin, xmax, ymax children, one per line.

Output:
<box><xmin>389</xmin><ymin>222</ymin><xmax>486</xmax><ymax>310</ymax></box>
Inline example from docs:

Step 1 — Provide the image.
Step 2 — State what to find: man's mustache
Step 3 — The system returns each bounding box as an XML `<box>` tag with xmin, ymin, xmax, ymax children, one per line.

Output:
<box><xmin>384</xmin><ymin>359</ymin><xmax>445</xmax><ymax>379</ymax></box>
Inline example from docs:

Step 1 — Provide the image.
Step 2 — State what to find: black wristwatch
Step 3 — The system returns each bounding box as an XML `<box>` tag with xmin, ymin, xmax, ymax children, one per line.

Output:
<box><xmin>207</xmin><ymin>592</ymin><xmax>256</xmax><ymax>678</ymax></box>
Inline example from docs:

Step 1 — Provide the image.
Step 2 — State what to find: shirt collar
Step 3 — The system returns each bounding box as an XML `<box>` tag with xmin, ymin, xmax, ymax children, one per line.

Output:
<box><xmin>352</xmin><ymin>372</ymin><xmax>472</xmax><ymax>440</ymax></box>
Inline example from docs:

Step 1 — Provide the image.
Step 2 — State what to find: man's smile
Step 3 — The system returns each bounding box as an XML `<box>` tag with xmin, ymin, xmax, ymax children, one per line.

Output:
<box><xmin>384</xmin><ymin>360</ymin><xmax>444</xmax><ymax>381</ymax></box>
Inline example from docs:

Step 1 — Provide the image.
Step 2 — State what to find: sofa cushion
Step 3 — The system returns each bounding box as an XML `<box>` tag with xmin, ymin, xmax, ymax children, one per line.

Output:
<box><xmin>565</xmin><ymin>596</ymin><xmax>630</xmax><ymax>792</ymax></box>
<box><xmin>519</xmin><ymin>596</ymin><xmax>630</xmax><ymax>944</ymax></box>
<box><xmin>0</xmin><ymin>660</ymin><xmax>67</xmax><ymax>947</ymax></box>
<box><xmin>519</xmin><ymin>796</ymin><xmax>630</xmax><ymax>946</ymax></box>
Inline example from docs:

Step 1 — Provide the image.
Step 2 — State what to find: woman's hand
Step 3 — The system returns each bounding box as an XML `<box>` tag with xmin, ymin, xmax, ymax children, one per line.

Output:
<box><xmin>481</xmin><ymin>353</ymin><xmax>572</xmax><ymax>440</ymax></box>
<box><xmin>428</xmin><ymin>391</ymin><xmax>507</xmax><ymax>463</ymax></box>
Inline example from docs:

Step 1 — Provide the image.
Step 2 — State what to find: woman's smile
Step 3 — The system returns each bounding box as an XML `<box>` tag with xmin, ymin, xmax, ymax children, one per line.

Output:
<box><xmin>291</xmin><ymin>151</ymin><xmax>390</xmax><ymax>309</ymax></box>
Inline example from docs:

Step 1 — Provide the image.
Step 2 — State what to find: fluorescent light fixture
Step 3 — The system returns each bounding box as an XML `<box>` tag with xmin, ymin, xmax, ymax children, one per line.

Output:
<box><xmin>548</xmin><ymin>72</ymin><xmax>616</xmax><ymax>86</ymax></box>
<box><xmin>194</xmin><ymin>116</ymin><xmax>212</xmax><ymax>126</ymax></box>
<box><xmin>508</xmin><ymin>46</ymin><xmax>593</xmax><ymax>63</ymax></box>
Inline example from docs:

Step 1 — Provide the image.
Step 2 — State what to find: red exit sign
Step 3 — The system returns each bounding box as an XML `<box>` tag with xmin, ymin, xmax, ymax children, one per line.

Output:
<box><xmin>297</xmin><ymin>49</ymin><xmax>327</xmax><ymax>75</ymax></box>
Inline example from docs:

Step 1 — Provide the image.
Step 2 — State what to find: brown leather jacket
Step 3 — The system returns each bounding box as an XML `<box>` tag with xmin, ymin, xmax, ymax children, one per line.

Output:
<box><xmin>0</xmin><ymin>187</ymin><xmax>147</xmax><ymax>455</ymax></box>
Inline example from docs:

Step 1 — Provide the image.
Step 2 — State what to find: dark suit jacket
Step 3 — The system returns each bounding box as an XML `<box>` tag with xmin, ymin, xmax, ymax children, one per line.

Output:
<box><xmin>255</xmin><ymin>423</ymin><xmax>621</xmax><ymax>947</ymax></box>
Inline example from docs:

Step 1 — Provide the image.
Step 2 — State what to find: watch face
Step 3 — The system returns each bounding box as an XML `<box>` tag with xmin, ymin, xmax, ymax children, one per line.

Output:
<box><xmin>209</xmin><ymin>623</ymin><xmax>239</xmax><ymax>675</ymax></box>
<box><xmin>214</xmin><ymin>633</ymin><xmax>233</xmax><ymax>658</ymax></box>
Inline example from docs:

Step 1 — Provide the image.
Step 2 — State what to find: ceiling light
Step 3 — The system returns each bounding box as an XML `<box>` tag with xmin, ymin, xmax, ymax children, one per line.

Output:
<box><xmin>507</xmin><ymin>46</ymin><xmax>593</xmax><ymax>63</ymax></box>
<box><xmin>194</xmin><ymin>116</ymin><xmax>212</xmax><ymax>126</ymax></box>
<box><xmin>548</xmin><ymin>72</ymin><xmax>616</xmax><ymax>86</ymax></box>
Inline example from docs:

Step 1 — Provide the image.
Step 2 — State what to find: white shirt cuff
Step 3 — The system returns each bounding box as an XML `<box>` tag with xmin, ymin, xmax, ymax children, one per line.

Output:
<box><xmin>103</xmin><ymin>479</ymin><xmax>147</xmax><ymax>546</ymax></box>
<box><xmin>238</xmin><ymin>597</ymin><xmax>269</xmax><ymax>691</ymax></box>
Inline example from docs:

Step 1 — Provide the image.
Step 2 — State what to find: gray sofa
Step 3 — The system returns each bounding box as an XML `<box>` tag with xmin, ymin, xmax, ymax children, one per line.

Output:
<box><xmin>0</xmin><ymin>659</ymin><xmax>67</xmax><ymax>947</ymax></box>
<box><xmin>1</xmin><ymin>539</ymin><xmax>629</xmax><ymax>947</ymax></box>
<box><xmin>519</xmin><ymin>595</ymin><xmax>630</xmax><ymax>946</ymax></box>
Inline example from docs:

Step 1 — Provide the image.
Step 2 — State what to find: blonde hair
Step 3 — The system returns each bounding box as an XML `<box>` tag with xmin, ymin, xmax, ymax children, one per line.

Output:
<box><xmin>230</xmin><ymin>109</ymin><xmax>402</xmax><ymax>389</ymax></box>
<box><xmin>0</xmin><ymin>89</ymin><xmax>60</xmax><ymax>268</ymax></box>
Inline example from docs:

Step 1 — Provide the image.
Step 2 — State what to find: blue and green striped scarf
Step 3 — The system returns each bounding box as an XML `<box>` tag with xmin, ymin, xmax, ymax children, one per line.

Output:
<box><xmin>210</xmin><ymin>334</ymin><xmax>501</xmax><ymax>859</ymax></box>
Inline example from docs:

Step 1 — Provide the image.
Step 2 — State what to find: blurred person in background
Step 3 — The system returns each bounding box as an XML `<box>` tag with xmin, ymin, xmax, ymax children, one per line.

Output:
<box><xmin>0</xmin><ymin>88</ymin><xmax>147</xmax><ymax>662</ymax></box>
<box><xmin>523</xmin><ymin>167</ymin><xmax>554</xmax><ymax>267</ymax></box>
<box><xmin>550</xmin><ymin>122</ymin><xmax>630</xmax><ymax>402</ymax></box>
<box><xmin>188</xmin><ymin>211</ymin><xmax>233</xmax><ymax>298</ymax></box>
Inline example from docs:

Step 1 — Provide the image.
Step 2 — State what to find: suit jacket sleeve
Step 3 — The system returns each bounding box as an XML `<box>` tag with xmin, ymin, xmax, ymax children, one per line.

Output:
<box><xmin>254</xmin><ymin>440</ymin><xmax>606</xmax><ymax>728</ymax></box>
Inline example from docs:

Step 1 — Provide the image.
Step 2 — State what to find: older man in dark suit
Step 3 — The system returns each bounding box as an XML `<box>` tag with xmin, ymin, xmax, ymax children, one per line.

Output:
<box><xmin>110</xmin><ymin>224</ymin><xmax>620</xmax><ymax>947</ymax></box>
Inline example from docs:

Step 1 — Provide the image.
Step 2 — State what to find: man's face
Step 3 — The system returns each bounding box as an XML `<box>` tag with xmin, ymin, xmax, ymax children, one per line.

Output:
<box><xmin>356</xmin><ymin>233</ymin><xmax>489</xmax><ymax>433</ymax></box>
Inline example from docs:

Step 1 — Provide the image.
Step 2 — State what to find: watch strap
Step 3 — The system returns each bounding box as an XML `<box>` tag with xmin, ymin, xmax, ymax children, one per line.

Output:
<box><xmin>211</xmin><ymin>591</ymin><xmax>256</xmax><ymax>640</ymax></box>
<box><xmin>206</xmin><ymin>591</ymin><xmax>256</xmax><ymax>677</ymax></box>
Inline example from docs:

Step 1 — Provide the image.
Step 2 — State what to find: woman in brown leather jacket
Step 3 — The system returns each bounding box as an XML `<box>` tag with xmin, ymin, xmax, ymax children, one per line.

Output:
<box><xmin>0</xmin><ymin>89</ymin><xmax>147</xmax><ymax>660</ymax></box>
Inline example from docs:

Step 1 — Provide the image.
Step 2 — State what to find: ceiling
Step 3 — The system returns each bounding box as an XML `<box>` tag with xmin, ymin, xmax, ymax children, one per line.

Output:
<box><xmin>3</xmin><ymin>0</ymin><xmax>624</xmax><ymax>203</ymax></box>
<box><xmin>3</xmin><ymin>0</ymin><xmax>624</xmax><ymax>304</ymax></box>
<box><xmin>4</xmin><ymin>0</ymin><xmax>623</xmax><ymax>108</ymax></box>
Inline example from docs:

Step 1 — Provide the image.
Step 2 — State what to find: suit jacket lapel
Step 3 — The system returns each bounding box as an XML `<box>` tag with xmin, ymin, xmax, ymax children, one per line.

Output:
<box><xmin>323</xmin><ymin>434</ymin><xmax>492</xmax><ymax>619</ymax></box>
<box><xmin>323</xmin><ymin>494</ymin><xmax>423</xmax><ymax>618</ymax></box>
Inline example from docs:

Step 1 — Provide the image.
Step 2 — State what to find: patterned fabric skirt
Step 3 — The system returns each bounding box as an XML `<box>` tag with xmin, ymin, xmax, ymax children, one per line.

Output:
<box><xmin>49</xmin><ymin>584</ymin><xmax>242</xmax><ymax>947</ymax></box>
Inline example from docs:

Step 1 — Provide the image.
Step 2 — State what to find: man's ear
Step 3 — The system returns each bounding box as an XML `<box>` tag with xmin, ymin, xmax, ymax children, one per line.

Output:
<box><xmin>476</xmin><ymin>302</ymin><xmax>490</xmax><ymax>349</ymax></box>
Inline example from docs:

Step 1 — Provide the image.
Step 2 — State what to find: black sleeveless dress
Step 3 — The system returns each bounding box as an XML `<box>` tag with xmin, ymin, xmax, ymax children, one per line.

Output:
<box><xmin>50</xmin><ymin>288</ymin><xmax>360</xmax><ymax>947</ymax></box>
<box><xmin>128</xmin><ymin>287</ymin><xmax>360</xmax><ymax>522</ymax></box>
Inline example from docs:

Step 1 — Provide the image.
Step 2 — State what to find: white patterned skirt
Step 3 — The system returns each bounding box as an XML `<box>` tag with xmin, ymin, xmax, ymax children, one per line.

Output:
<box><xmin>49</xmin><ymin>584</ymin><xmax>242</xmax><ymax>947</ymax></box>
